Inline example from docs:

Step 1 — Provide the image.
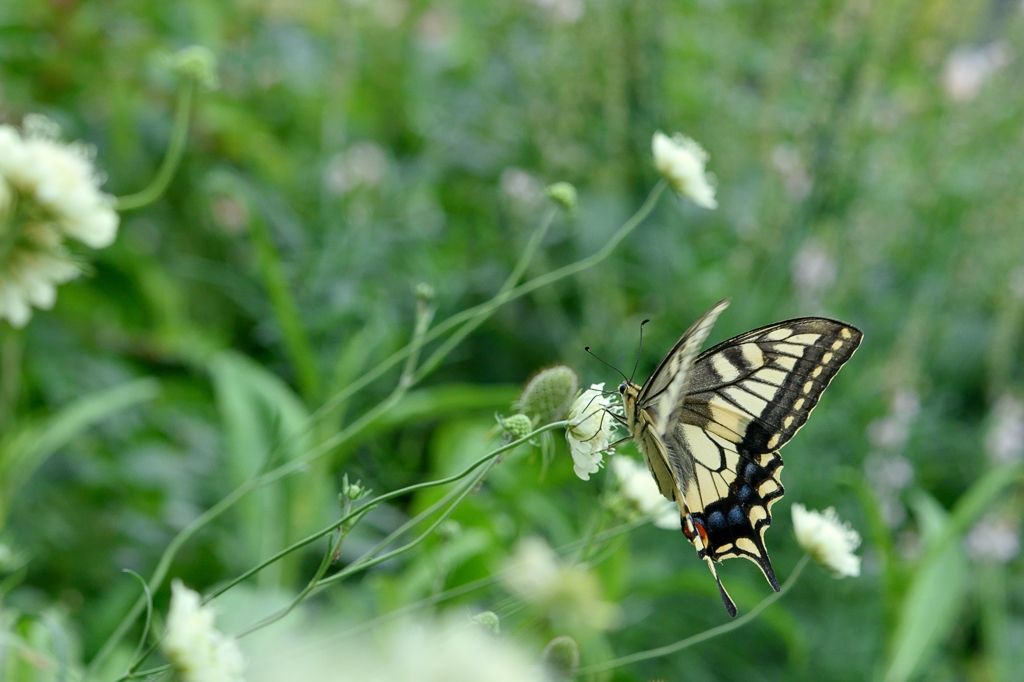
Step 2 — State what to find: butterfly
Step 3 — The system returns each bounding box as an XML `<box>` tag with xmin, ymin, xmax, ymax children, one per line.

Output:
<box><xmin>616</xmin><ymin>299</ymin><xmax>862</xmax><ymax>616</ymax></box>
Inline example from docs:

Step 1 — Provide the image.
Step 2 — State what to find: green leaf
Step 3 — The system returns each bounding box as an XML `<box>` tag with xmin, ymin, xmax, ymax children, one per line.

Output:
<box><xmin>0</xmin><ymin>378</ymin><xmax>160</xmax><ymax>528</ymax></box>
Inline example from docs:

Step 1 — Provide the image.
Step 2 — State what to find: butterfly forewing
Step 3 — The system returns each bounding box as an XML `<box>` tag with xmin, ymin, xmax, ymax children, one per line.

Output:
<box><xmin>620</xmin><ymin>303</ymin><xmax>862</xmax><ymax>617</ymax></box>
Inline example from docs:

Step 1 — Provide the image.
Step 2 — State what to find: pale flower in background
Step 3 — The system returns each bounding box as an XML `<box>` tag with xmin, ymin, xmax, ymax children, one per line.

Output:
<box><xmin>792</xmin><ymin>504</ymin><xmax>861</xmax><ymax>578</ymax></box>
<box><xmin>163</xmin><ymin>580</ymin><xmax>246</xmax><ymax>682</ymax></box>
<box><xmin>651</xmin><ymin>131</ymin><xmax>717</xmax><ymax>209</ymax></box>
<box><xmin>790</xmin><ymin>239</ymin><xmax>837</xmax><ymax>300</ymax></box>
<box><xmin>610</xmin><ymin>455</ymin><xmax>678</xmax><ymax>529</ymax></box>
<box><xmin>502</xmin><ymin>537</ymin><xmax>618</xmax><ymax>630</ymax></box>
<box><xmin>0</xmin><ymin>115</ymin><xmax>119</xmax><ymax>327</ymax></box>
<box><xmin>770</xmin><ymin>144</ymin><xmax>812</xmax><ymax>200</ymax></box>
<box><xmin>0</xmin><ymin>115</ymin><xmax>118</xmax><ymax>248</ymax></box>
<box><xmin>324</xmin><ymin>142</ymin><xmax>388</xmax><ymax>194</ymax></box>
<box><xmin>942</xmin><ymin>42</ymin><xmax>1012</xmax><ymax>102</ymax></box>
<box><xmin>500</xmin><ymin>167</ymin><xmax>543</xmax><ymax>206</ymax></box>
<box><xmin>565</xmin><ymin>383</ymin><xmax>616</xmax><ymax>480</ymax></box>
<box><xmin>965</xmin><ymin>513</ymin><xmax>1020</xmax><ymax>564</ymax></box>
<box><xmin>529</xmin><ymin>0</ymin><xmax>585</xmax><ymax>24</ymax></box>
<box><xmin>985</xmin><ymin>394</ymin><xmax>1024</xmax><ymax>465</ymax></box>
<box><xmin>248</xmin><ymin>615</ymin><xmax>547</xmax><ymax>682</ymax></box>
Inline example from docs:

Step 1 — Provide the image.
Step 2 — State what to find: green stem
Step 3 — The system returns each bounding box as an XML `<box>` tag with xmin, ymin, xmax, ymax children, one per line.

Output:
<box><xmin>114</xmin><ymin>81</ymin><xmax>195</xmax><ymax>212</ymax></box>
<box><xmin>86</xmin><ymin>182</ymin><xmax>664</xmax><ymax>676</ymax></box>
<box><xmin>315</xmin><ymin>462</ymin><xmax>494</xmax><ymax>589</ymax></box>
<box><xmin>304</xmin><ymin>181</ymin><xmax>665</xmax><ymax>458</ymax></box>
<box><xmin>206</xmin><ymin>421</ymin><xmax>563</xmax><ymax>603</ymax></box>
<box><xmin>577</xmin><ymin>554</ymin><xmax>810</xmax><ymax>674</ymax></box>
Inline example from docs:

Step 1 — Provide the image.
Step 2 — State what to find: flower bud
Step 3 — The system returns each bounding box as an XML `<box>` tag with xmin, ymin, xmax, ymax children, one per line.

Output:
<box><xmin>415</xmin><ymin>282</ymin><xmax>436</xmax><ymax>302</ymax></box>
<box><xmin>470</xmin><ymin>611</ymin><xmax>500</xmax><ymax>634</ymax></box>
<box><xmin>518</xmin><ymin>365</ymin><xmax>579</xmax><ymax>425</ymax></box>
<box><xmin>340</xmin><ymin>474</ymin><xmax>370</xmax><ymax>505</ymax></box>
<box><xmin>541</xmin><ymin>635</ymin><xmax>580</xmax><ymax>681</ymax></box>
<box><xmin>545</xmin><ymin>182</ymin><xmax>577</xmax><ymax>211</ymax></box>
<box><xmin>170</xmin><ymin>45</ymin><xmax>220</xmax><ymax>91</ymax></box>
<box><xmin>498</xmin><ymin>413</ymin><xmax>534</xmax><ymax>441</ymax></box>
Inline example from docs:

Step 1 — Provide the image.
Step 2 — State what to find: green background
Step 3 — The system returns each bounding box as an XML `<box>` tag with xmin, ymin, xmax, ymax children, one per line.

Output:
<box><xmin>1</xmin><ymin>0</ymin><xmax>1023</xmax><ymax>680</ymax></box>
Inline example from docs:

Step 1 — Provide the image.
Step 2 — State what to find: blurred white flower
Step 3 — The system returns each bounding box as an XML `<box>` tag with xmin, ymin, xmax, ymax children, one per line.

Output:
<box><xmin>792</xmin><ymin>504</ymin><xmax>861</xmax><ymax>578</ymax></box>
<box><xmin>965</xmin><ymin>514</ymin><xmax>1020</xmax><ymax>564</ymax></box>
<box><xmin>985</xmin><ymin>394</ymin><xmax>1024</xmax><ymax>465</ymax></box>
<box><xmin>163</xmin><ymin>580</ymin><xmax>246</xmax><ymax>682</ymax></box>
<box><xmin>324</xmin><ymin>142</ymin><xmax>388</xmax><ymax>194</ymax></box>
<box><xmin>610</xmin><ymin>455</ymin><xmax>678</xmax><ymax>529</ymax></box>
<box><xmin>1009</xmin><ymin>267</ymin><xmax>1024</xmax><ymax>300</ymax></box>
<box><xmin>565</xmin><ymin>383</ymin><xmax>615</xmax><ymax>481</ymax></box>
<box><xmin>791</xmin><ymin>239</ymin><xmax>836</xmax><ymax>300</ymax></box>
<box><xmin>864</xmin><ymin>454</ymin><xmax>914</xmax><ymax>528</ymax></box>
<box><xmin>529</xmin><ymin>0</ymin><xmax>585</xmax><ymax>24</ymax></box>
<box><xmin>867</xmin><ymin>389</ymin><xmax>920</xmax><ymax>452</ymax></box>
<box><xmin>0</xmin><ymin>115</ymin><xmax>118</xmax><ymax>248</ymax></box>
<box><xmin>651</xmin><ymin>131</ymin><xmax>717</xmax><ymax>209</ymax></box>
<box><xmin>770</xmin><ymin>145</ymin><xmax>812</xmax><ymax>200</ymax></box>
<box><xmin>942</xmin><ymin>42</ymin><xmax>1012</xmax><ymax>102</ymax></box>
<box><xmin>248</xmin><ymin>615</ymin><xmax>547</xmax><ymax>682</ymax></box>
<box><xmin>0</xmin><ymin>115</ymin><xmax>119</xmax><ymax>327</ymax></box>
<box><xmin>502</xmin><ymin>537</ymin><xmax>618</xmax><ymax>630</ymax></box>
<box><xmin>500</xmin><ymin>167</ymin><xmax>543</xmax><ymax>206</ymax></box>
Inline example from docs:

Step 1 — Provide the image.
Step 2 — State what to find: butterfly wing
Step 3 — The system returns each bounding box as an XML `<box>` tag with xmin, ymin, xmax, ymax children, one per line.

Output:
<box><xmin>669</xmin><ymin>318</ymin><xmax>863</xmax><ymax>588</ymax></box>
<box><xmin>639</xmin><ymin>299</ymin><xmax>730</xmax><ymax>435</ymax></box>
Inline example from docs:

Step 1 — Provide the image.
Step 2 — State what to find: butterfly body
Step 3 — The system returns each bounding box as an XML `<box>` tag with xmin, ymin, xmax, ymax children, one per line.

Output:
<box><xmin>617</xmin><ymin>300</ymin><xmax>862</xmax><ymax>616</ymax></box>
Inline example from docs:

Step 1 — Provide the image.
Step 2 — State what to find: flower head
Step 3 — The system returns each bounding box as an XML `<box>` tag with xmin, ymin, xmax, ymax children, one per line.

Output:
<box><xmin>0</xmin><ymin>115</ymin><xmax>119</xmax><ymax>327</ymax></box>
<box><xmin>609</xmin><ymin>455</ymin><xmax>678</xmax><ymax>529</ymax></box>
<box><xmin>565</xmin><ymin>383</ymin><xmax>615</xmax><ymax>481</ymax></box>
<box><xmin>519</xmin><ymin>365</ymin><xmax>579</xmax><ymax>425</ymax></box>
<box><xmin>502</xmin><ymin>537</ymin><xmax>618</xmax><ymax>630</ymax></box>
<box><xmin>163</xmin><ymin>580</ymin><xmax>245</xmax><ymax>682</ymax></box>
<box><xmin>248</xmin><ymin>614</ymin><xmax>546</xmax><ymax>682</ymax></box>
<box><xmin>651</xmin><ymin>131</ymin><xmax>718</xmax><ymax>209</ymax></box>
<box><xmin>792</xmin><ymin>504</ymin><xmax>861</xmax><ymax>578</ymax></box>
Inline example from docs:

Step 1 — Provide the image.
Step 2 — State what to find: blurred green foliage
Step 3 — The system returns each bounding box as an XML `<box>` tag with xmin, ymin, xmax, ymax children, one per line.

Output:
<box><xmin>2</xmin><ymin>0</ymin><xmax>1024</xmax><ymax>680</ymax></box>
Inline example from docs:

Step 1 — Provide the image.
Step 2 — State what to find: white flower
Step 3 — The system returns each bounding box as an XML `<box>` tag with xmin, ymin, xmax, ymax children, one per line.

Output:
<box><xmin>610</xmin><ymin>455</ymin><xmax>678</xmax><ymax>529</ymax></box>
<box><xmin>942</xmin><ymin>42</ymin><xmax>1012</xmax><ymax>102</ymax></box>
<box><xmin>501</xmin><ymin>537</ymin><xmax>618</xmax><ymax>630</ymax></box>
<box><xmin>501</xmin><ymin>537</ymin><xmax>561</xmax><ymax>600</ymax></box>
<box><xmin>965</xmin><ymin>514</ymin><xmax>1020</xmax><ymax>564</ymax></box>
<box><xmin>651</xmin><ymin>131</ymin><xmax>718</xmax><ymax>209</ymax></box>
<box><xmin>0</xmin><ymin>249</ymin><xmax>80</xmax><ymax>327</ymax></box>
<box><xmin>790</xmin><ymin>239</ymin><xmax>836</xmax><ymax>299</ymax></box>
<box><xmin>985</xmin><ymin>394</ymin><xmax>1024</xmax><ymax>465</ymax></box>
<box><xmin>163</xmin><ymin>580</ymin><xmax>246</xmax><ymax>682</ymax></box>
<box><xmin>247</xmin><ymin>615</ymin><xmax>547</xmax><ymax>682</ymax></box>
<box><xmin>565</xmin><ymin>383</ymin><xmax>615</xmax><ymax>481</ymax></box>
<box><xmin>0</xmin><ymin>116</ymin><xmax>118</xmax><ymax>248</ymax></box>
<box><xmin>792</xmin><ymin>504</ymin><xmax>861</xmax><ymax>578</ymax></box>
<box><xmin>0</xmin><ymin>115</ymin><xmax>119</xmax><ymax>328</ymax></box>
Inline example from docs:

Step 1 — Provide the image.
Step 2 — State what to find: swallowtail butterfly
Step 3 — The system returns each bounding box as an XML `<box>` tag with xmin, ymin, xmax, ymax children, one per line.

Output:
<box><xmin>617</xmin><ymin>300</ymin><xmax>862</xmax><ymax>616</ymax></box>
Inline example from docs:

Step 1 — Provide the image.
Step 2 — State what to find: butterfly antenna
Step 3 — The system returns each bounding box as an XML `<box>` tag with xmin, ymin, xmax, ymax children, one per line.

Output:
<box><xmin>584</xmin><ymin>347</ymin><xmax>629</xmax><ymax>383</ymax></box>
<box><xmin>629</xmin><ymin>319</ymin><xmax>651</xmax><ymax>383</ymax></box>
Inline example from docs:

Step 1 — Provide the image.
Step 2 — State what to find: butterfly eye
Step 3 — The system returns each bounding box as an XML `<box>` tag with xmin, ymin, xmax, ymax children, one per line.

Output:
<box><xmin>618</xmin><ymin>381</ymin><xmax>627</xmax><ymax>393</ymax></box>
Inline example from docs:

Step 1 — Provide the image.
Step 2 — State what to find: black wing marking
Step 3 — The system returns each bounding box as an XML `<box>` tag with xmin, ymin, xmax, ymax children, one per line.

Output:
<box><xmin>664</xmin><ymin>318</ymin><xmax>861</xmax><ymax>592</ymax></box>
<box><xmin>681</xmin><ymin>318</ymin><xmax>863</xmax><ymax>454</ymax></box>
<box><xmin>664</xmin><ymin>420</ymin><xmax>784</xmax><ymax>590</ymax></box>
